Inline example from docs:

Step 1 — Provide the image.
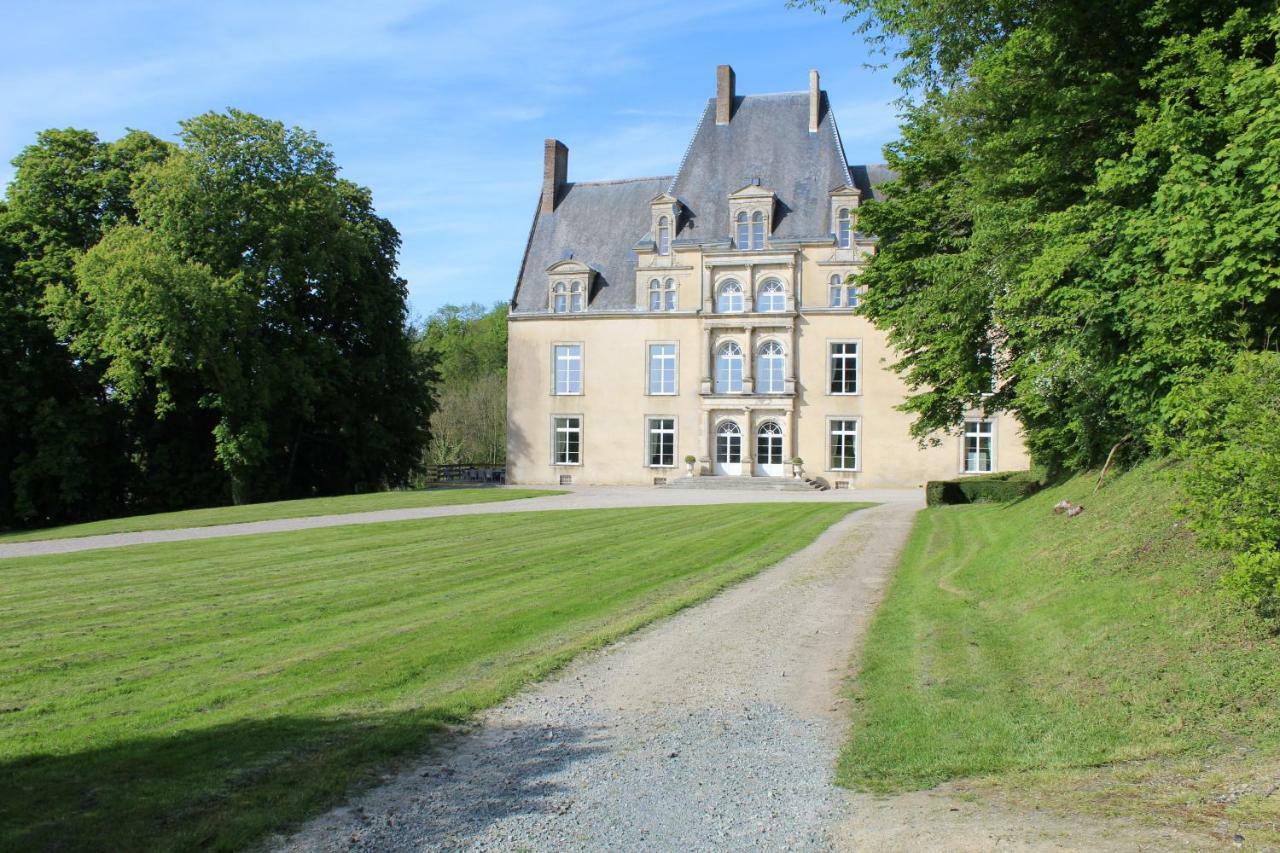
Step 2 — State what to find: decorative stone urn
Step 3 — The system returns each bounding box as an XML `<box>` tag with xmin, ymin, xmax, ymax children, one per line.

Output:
<box><xmin>685</xmin><ymin>455</ymin><xmax>697</xmax><ymax>477</ymax></box>
<box><xmin>792</xmin><ymin>457</ymin><xmax>804</xmax><ymax>479</ymax></box>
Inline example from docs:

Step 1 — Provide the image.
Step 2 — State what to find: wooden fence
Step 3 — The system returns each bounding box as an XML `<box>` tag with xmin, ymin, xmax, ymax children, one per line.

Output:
<box><xmin>422</xmin><ymin>463</ymin><xmax>507</xmax><ymax>485</ymax></box>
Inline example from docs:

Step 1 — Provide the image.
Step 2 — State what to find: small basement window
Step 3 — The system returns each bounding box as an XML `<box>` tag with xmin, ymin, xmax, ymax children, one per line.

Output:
<box><xmin>559</xmin><ymin>474</ymin><xmax>574</xmax><ymax>486</ymax></box>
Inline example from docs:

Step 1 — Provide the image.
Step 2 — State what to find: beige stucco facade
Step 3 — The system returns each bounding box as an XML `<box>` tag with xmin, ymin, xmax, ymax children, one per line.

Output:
<box><xmin>506</xmin><ymin>66</ymin><xmax>1028</xmax><ymax>488</ymax></box>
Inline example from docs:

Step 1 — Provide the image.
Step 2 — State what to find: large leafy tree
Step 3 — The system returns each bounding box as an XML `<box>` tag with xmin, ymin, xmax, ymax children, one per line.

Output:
<box><xmin>820</xmin><ymin>0</ymin><xmax>1279</xmax><ymax>471</ymax></box>
<box><xmin>0</xmin><ymin>129</ymin><xmax>172</xmax><ymax>526</ymax></box>
<box><xmin>54</xmin><ymin>110</ymin><xmax>430</xmax><ymax>504</ymax></box>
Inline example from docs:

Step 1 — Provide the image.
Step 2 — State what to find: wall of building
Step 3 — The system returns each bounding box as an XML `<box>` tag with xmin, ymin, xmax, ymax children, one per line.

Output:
<box><xmin>506</xmin><ymin>302</ymin><xmax>1030</xmax><ymax>488</ymax></box>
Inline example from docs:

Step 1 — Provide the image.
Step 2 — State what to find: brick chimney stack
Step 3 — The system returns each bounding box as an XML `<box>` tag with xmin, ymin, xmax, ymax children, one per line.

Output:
<box><xmin>809</xmin><ymin>69</ymin><xmax>821</xmax><ymax>133</ymax></box>
<box><xmin>541</xmin><ymin>139</ymin><xmax>568</xmax><ymax>215</ymax></box>
<box><xmin>716</xmin><ymin>65</ymin><xmax>736</xmax><ymax>126</ymax></box>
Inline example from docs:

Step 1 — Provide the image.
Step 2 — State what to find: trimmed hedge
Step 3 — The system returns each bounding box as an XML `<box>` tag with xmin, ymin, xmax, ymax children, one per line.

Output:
<box><xmin>926</xmin><ymin>470</ymin><xmax>1041</xmax><ymax>506</ymax></box>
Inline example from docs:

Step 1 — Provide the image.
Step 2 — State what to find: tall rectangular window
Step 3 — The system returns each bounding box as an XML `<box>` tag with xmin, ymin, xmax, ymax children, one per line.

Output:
<box><xmin>553</xmin><ymin>344</ymin><xmax>582</xmax><ymax>395</ymax></box>
<box><xmin>829</xmin><ymin>342</ymin><xmax>859</xmax><ymax>395</ymax></box>
<box><xmin>648</xmin><ymin>343</ymin><xmax>677</xmax><ymax>395</ymax></box>
<box><xmin>553</xmin><ymin>416</ymin><xmax>581</xmax><ymax>464</ymax></box>
<box><xmin>647</xmin><ymin>417</ymin><xmax>675</xmax><ymax>467</ymax></box>
<box><xmin>829</xmin><ymin>419</ymin><xmax>859</xmax><ymax>471</ymax></box>
<box><xmin>964</xmin><ymin>420</ymin><xmax>994</xmax><ymax>473</ymax></box>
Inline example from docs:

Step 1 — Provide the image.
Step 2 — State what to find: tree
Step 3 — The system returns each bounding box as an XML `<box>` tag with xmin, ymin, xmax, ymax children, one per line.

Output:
<box><xmin>818</xmin><ymin>0</ymin><xmax>1278</xmax><ymax>471</ymax></box>
<box><xmin>0</xmin><ymin>129</ymin><xmax>172</xmax><ymax>527</ymax></box>
<box><xmin>48</xmin><ymin>110</ymin><xmax>428</xmax><ymax>505</ymax></box>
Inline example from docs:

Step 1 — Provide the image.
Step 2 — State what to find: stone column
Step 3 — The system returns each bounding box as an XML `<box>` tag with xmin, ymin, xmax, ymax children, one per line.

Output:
<box><xmin>742</xmin><ymin>325</ymin><xmax>755</xmax><ymax>394</ymax></box>
<box><xmin>741</xmin><ymin>406</ymin><xmax>754</xmax><ymax>477</ymax></box>
<box><xmin>700</xmin><ymin>326</ymin><xmax>712</xmax><ymax>394</ymax></box>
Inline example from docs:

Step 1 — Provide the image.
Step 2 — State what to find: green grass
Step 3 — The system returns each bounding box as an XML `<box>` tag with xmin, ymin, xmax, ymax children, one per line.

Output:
<box><xmin>0</xmin><ymin>487</ymin><xmax>562</xmax><ymax>542</ymax></box>
<box><xmin>839</xmin><ymin>461</ymin><xmax>1280</xmax><ymax>837</ymax></box>
<box><xmin>1</xmin><ymin>502</ymin><xmax>864</xmax><ymax>851</ymax></box>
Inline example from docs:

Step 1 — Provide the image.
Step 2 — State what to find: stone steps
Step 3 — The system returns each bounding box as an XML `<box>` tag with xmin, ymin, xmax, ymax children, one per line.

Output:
<box><xmin>661</xmin><ymin>476</ymin><xmax>825</xmax><ymax>492</ymax></box>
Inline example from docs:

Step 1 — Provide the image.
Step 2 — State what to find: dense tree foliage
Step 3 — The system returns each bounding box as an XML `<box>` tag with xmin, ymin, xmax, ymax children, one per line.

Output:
<box><xmin>1</xmin><ymin>113</ymin><xmax>429</xmax><ymax>527</ymax></box>
<box><xmin>818</xmin><ymin>0</ymin><xmax>1279</xmax><ymax>472</ymax></box>
<box><xmin>1159</xmin><ymin>351</ymin><xmax>1280</xmax><ymax>619</ymax></box>
<box><xmin>413</xmin><ymin>303</ymin><xmax>507</xmax><ymax>466</ymax></box>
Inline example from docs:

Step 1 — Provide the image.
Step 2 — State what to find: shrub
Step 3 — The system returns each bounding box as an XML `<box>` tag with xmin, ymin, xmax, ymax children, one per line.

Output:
<box><xmin>1159</xmin><ymin>351</ymin><xmax>1280</xmax><ymax>620</ymax></box>
<box><xmin>925</xmin><ymin>470</ymin><xmax>1041</xmax><ymax>506</ymax></box>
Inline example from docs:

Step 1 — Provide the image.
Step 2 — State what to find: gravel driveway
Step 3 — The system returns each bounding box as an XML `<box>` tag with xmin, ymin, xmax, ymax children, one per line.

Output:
<box><xmin>275</xmin><ymin>500</ymin><xmax>915</xmax><ymax>851</ymax></box>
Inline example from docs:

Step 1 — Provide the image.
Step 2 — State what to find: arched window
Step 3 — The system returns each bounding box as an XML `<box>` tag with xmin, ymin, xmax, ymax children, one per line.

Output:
<box><xmin>717</xmin><ymin>279</ymin><xmax>744</xmax><ymax>313</ymax></box>
<box><xmin>569</xmin><ymin>280</ymin><xmax>584</xmax><ymax>312</ymax></box>
<box><xmin>715</xmin><ymin>341</ymin><xmax>744</xmax><ymax>393</ymax></box>
<box><xmin>736</xmin><ymin>211</ymin><xmax>749</xmax><ymax>249</ymax></box>
<box><xmin>756</xmin><ymin>421</ymin><xmax>783</xmax><ymax>466</ymax></box>
<box><xmin>758</xmin><ymin>279</ymin><xmax>785</xmax><ymax>312</ymax></box>
<box><xmin>553</xmin><ymin>281</ymin><xmax>567</xmax><ymax>313</ymax></box>
<box><xmin>751</xmin><ymin>211</ymin><xmax>765</xmax><ymax>249</ymax></box>
<box><xmin>657</xmin><ymin>216</ymin><xmax>670</xmax><ymax>255</ymax></box>
<box><xmin>649</xmin><ymin>279</ymin><xmax>662</xmax><ymax>311</ymax></box>
<box><xmin>837</xmin><ymin>208</ymin><xmax>851</xmax><ymax>248</ymax></box>
<box><xmin>756</xmin><ymin>340</ymin><xmax>785</xmax><ymax>393</ymax></box>
<box><xmin>829</xmin><ymin>274</ymin><xmax>857</xmax><ymax>308</ymax></box>
<box><xmin>716</xmin><ymin>421</ymin><xmax>742</xmax><ymax>464</ymax></box>
<box><xmin>664</xmin><ymin>277</ymin><xmax>677</xmax><ymax>310</ymax></box>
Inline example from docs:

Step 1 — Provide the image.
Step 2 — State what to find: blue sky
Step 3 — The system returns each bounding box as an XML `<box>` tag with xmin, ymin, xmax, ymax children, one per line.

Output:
<box><xmin>2</xmin><ymin>0</ymin><xmax>903</xmax><ymax>317</ymax></box>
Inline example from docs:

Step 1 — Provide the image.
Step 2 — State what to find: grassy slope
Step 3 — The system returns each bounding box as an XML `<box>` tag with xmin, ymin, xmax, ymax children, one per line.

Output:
<box><xmin>0</xmin><ymin>487</ymin><xmax>562</xmax><ymax>542</ymax></box>
<box><xmin>839</xmin><ymin>461</ymin><xmax>1280</xmax><ymax>839</ymax></box>
<box><xmin>1</xmin><ymin>502</ymin><xmax>864</xmax><ymax>851</ymax></box>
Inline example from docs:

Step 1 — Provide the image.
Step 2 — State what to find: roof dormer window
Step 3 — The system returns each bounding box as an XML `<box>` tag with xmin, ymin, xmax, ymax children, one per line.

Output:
<box><xmin>837</xmin><ymin>208</ymin><xmax>851</xmax><ymax>248</ymax></box>
<box><xmin>751</xmin><ymin>211</ymin><xmax>764</xmax><ymax>249</ymax></box>
<box><xmin>546</xmin><ymin>259</ymin><xmax>594</xmax><ymax>313</ymax></box>
<box><xmin>736</xmin><ymin>211</ymin><xmax>749</xmax><ymax>249</ymax></box>
<box><xmin>657</xmin><ymin>216</ymin><xmax>670</xmax><ymax>255</ymax></box>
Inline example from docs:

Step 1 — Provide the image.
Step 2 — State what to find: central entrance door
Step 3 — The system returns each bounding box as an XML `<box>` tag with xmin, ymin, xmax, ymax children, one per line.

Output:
<box><xmin>714</xmin><ymin>421</ymin><xmax>742</xmax><ymax>476</ymax></box>
<box><xmin>755</xmin><ymin>421</ymin><xmax>784</xmax><ymax>477</ymax></box>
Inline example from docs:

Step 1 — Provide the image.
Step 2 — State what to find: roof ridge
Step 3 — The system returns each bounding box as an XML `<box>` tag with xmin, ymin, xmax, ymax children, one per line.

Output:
<box><xmin>568</xmin><ymin>176</ymin><xmax>672</xmax><ymax>187</ymax></box>
<box><xmin>825</xmin><ymin>92</ymin><xmax>853</xmax><ymax>184</ymax></box>
<box><xmin>667</xmin><ymin>99</ymin><xmax>712</xmax><ymax>196</ymax></box>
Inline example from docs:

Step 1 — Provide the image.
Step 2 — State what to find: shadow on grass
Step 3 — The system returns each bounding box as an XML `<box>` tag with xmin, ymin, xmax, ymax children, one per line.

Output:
<box><xmin>3</xmin><ymin>711</ymin><xmax>605</xmax><ymax>852</ymax></box>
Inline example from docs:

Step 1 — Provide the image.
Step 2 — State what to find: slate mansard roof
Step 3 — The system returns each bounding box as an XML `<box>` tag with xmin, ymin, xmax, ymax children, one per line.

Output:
<box><xmin>513</xmin><ymin>88</ymin><xmax>892</xmax><ymax>313</ymax></box>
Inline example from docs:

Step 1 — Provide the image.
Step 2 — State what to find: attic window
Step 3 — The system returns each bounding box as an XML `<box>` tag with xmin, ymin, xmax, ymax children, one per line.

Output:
<box><xmin>657</xmin><ymin>216</ymin><xmax>670</xmax><ymax>255</ymax></box>
<box><xmin>751</xmin><ymin>211</ymin><xmax>764</xmax><ymax>249</ymax></box>
<box><xmin>552</xmin><ymin>281</ymin><xmax>567</xmax><ymax>313</ymax></box>
<box><xmin>736</xmin><ymin>211</ymin><xmax>749</xmax><ymax>249</ymax></box>
<box><xmin>569</xmin><ymin>280</ymin><xmax>584</xmax><ymax>312</ymax></box>
<box><xmin>552</xmin><ymin>279</ymin><xmax>585</xmax><ymax>313</ymax></box>
<box><xmin>837</xmin><ymin>208</ymin><xmax>851</xmax><ymax>248</ymax></box>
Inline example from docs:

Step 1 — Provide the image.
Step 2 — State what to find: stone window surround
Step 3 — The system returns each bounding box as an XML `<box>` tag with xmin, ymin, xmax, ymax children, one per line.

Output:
<box><xmin>827</xmin><ymin>338</ymin><xmax>863</xmax><ymax>396</ymax></box>
<box><xmin>826</xmin><ymin>415</ymin><xmax>862</xmax><ymax>473</ymax></box>
<box><xmin>645</xmin><ymin>340</ymin><xmax>679</xmax><ymax>396</ymax></box>
<box><xmin>550</xmin><ymin>341</ymin><xmax>585</xmax><ymax>396</ymax></box>
<box><xmin>643</xmin><ymin>415</ymin><xmax>679</xmax><ymax>468</ymax></box>
<box><xmin>550</xmin><ymin>413</ymin><xmax>583</xmax><ymax>467</ymax></box>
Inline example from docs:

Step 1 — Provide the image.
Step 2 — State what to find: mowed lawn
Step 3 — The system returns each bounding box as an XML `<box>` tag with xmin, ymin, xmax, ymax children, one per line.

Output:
<box><xmin>0</xmin><ymin>487</ymin><xmax>561</xmax><ymax>542</ymax></box>
<box><xmin>839</xmin><ymin>463</ymin><xmax>1280</xmax><ymax>837</ymax></box>
<box><xmin>2</xmin><ymin>502</ymin><xmax>862</xmax><ymax>852</ymax></box>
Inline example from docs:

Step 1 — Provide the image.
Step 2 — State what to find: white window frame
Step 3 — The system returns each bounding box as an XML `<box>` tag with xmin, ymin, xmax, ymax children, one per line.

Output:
<box><xmin>715</xmin><ymin>341</ymin><xmax>744</xmax><ymax>394</ymax></box>
<box><xmin>648</xmin><ymin>278</ymin><xmax>662</xmax><ymax>311</ymax></box>
<box><xmin>645</xmin><ymin>416</ymin><xmax>677</xmax><ymax>468</ymax></box>
<box><xmin>758</xmin><ymin>278</ymin><xmax>785</xmax><ymax>312</ymax></box>
<box><xmin>552</xmin><ymin>280</ymin><xmax>567</xmax><ymax>313</ymax></box>
<box><xmin>552</xmin><ymin>342</ymin><xmax>583</xmax><ymax>396</ymax></box>
<box><xmin>963</xmin><ymin>419</ymin><xmax>995</xmax><ymax>473</ymax></box>
<box><xmin>717</xmin><ymin>279</ymin><xmax>744</xmax><ymax>314</ymax></box>
<box><xmin>755</xmin><ymin>340</ymin><xmax>785</xmax><ymax>394</ymax></box>
<box><xmin>657</xmin><ymin>216</ymin><xmax>670</xmax><ymax>255</ymax></box>
<box><xmin>828</xmin><ymin>340</ymin><xmax>861</xmax><ymax>396</ymax></box>
<box><xmin>827</xmin><ymin>417</ymin><xmax>861</xmax><ymax>472</ymax></box>
<box><xmin>551</xmin><ymin>415</ymin><xmax>583</xmax><ymax>466</ymax></box>
<box><xmin>647</xmin><ymin>342</ymin><xmax>678</xmax><ymax>395</ymax></box>
<box><xmin>750</xmin><ymin>210</ymin><xmax>765</xmax><ymax>249</ymax></box>
<box><xmin>568</xmin><ymin>280</ymin><xmax>584</xmax><ymax>313</ymax></box>
<box><xmin>716</xmin><ymin>420</ymin><xmax>743</xmax><ymax>464</ymax></box>
<box><xmin>664</xmin><ymin>277</ymin><xmax>677</xmax><ymax>311</ymax></box>
<box><xmin>837</xmin><ymin>207</ymin><xmax>851</xmax><ymax>248</ymax></box>
<box><xmin>735</xmin><ymin>211</ymin><xmax>749</xmax><ymax>249</ymax></box>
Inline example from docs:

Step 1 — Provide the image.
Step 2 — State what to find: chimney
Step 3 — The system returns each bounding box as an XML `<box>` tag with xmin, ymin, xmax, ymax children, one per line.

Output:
<box><xmin>716</xmin><ymin>64</ymin><xmax>736</xmax><ymax>126</ymax></box>
<box><xmin>541</xmin><ymin>138</ymin><xmax>568</xmax><ymax>215</ymax></box>
<box><xmin>808</xmin><ymin>69</ymin><xmax>821</xmax><ymax>133</ymax></box>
